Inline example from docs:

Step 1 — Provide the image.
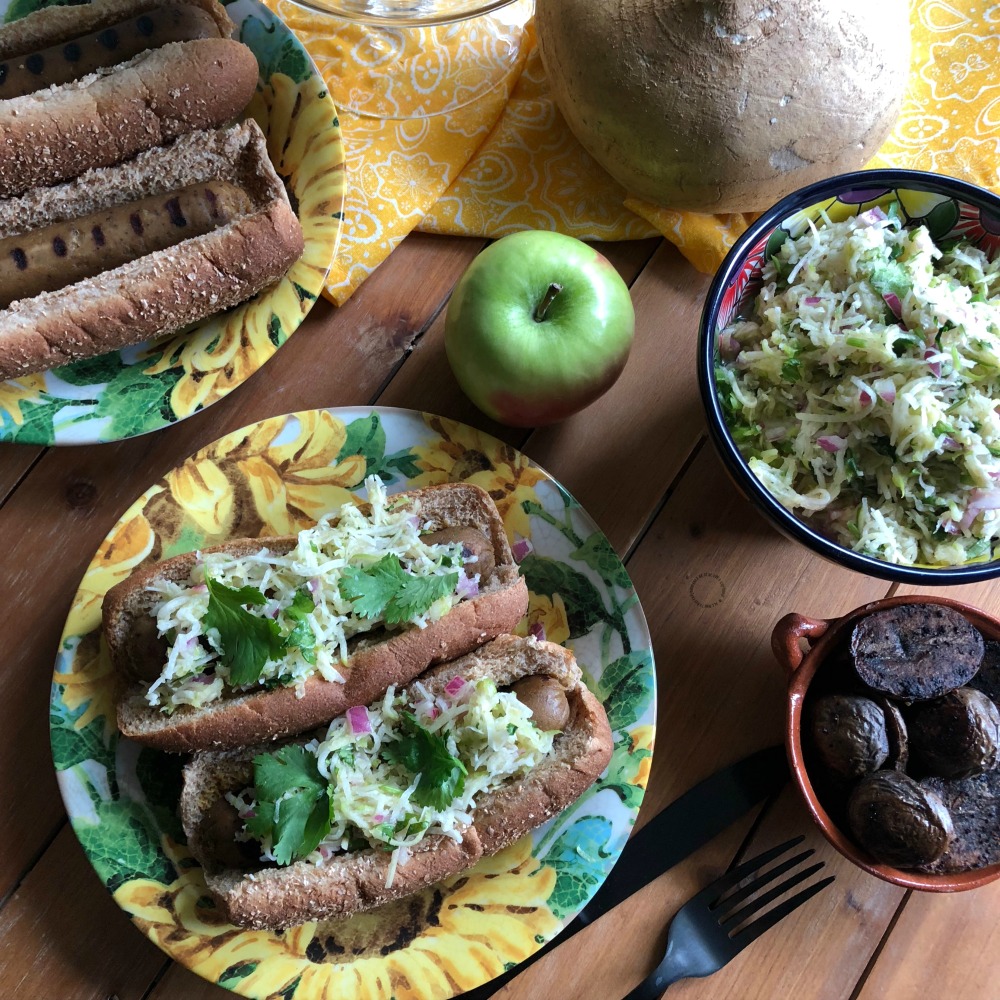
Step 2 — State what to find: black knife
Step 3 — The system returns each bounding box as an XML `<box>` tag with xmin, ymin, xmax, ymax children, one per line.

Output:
<box><xmin>458</xmin><ymin>744</ymin><xmax>789</xmax><ymax>999</ymax></box>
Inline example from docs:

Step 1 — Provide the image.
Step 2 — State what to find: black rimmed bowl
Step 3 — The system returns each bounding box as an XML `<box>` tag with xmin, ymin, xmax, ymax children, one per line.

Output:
<box><xmin>697</xmin><ymin>168</ymin><xmax>1000</xmax><ymax>585</ymax></box>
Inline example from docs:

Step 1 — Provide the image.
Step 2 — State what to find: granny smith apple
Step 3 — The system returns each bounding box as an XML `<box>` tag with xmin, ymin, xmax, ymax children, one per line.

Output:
<box><xmin>444</xmin><ymin>231</ymin><xmax>635</xmax><ymax>427</ymax></box>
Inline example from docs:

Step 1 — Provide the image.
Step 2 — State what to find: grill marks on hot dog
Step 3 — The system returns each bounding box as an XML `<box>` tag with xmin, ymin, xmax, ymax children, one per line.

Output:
<box><xmin>0</xmin><ymin>3</ymin><xmax>222</xmax><ymax>98</ymax></box>
<box><xmin>0</xmin><ymin>179</ymin><xmax>252</xmax><ymax>308</ymax></box>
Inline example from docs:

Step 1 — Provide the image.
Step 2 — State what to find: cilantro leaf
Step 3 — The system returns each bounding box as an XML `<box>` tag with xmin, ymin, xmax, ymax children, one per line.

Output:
<box><xmin>339</xmin><ymin>553</ymin><xmax>407</xmax><ymax>618</ymax></box>
<box><xmin>381</xmin><ymin>713</ymin><xmax>467</xmax><ymax>810</ymax></box>
<box><xmin>204</xmin><ymin>577</ymin><xmax>285</xmax><ymax>687</ymax></box>
<box><xmin>249</xmin><ymin>745</ymin><xmax>332</xmax><ymax>865</ymax></box>
<box><xmin>284</xmin><ymin>588</ymin><xmax>317</xmax><ymax>664</ymax></box>
<box><xmin>340</xmin><ymin>555</ymin><xmax>458</xmax><ymax>625</ymax></box>
<box><xmin>385</xmin><ymin>571</ymin><xmax>459</xmax><ymax>625</ymax></box>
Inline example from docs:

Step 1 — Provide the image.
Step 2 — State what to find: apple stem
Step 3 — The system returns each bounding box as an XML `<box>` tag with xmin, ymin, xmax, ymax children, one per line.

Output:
<box><xmin>534</xmin><ymin>283</ymin><xmax>563</xmax><ymax>323</ymax></box>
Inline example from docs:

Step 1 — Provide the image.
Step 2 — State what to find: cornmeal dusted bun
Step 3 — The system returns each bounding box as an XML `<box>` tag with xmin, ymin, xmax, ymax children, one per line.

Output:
<box><xmin>181</xmin><ymin>634</ymin><xmax>614</xmax><ymax>929</ymax></box>
<box><xmin>104</xmin><ymin>482</ymin><xmax>529</xmax><ymax>752</ymax></box>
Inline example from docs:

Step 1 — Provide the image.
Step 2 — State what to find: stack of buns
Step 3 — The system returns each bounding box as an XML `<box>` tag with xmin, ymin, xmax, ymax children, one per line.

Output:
<box><xmin>0</xmin><ymin>0</ymin><xmax>303</xmax><ymax>380</ymax></box>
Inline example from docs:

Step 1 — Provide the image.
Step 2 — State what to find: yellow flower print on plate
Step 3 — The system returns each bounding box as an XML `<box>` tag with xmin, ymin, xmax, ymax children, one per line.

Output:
<box><xmin>0</xmin><ymin>0</ymin><xmax>344</xmax><ymax>447</ymax></box>
<box><xmin>51</xmin><ymin>407</ymin><xmax>655</xmax><ymax>999</ymax></box>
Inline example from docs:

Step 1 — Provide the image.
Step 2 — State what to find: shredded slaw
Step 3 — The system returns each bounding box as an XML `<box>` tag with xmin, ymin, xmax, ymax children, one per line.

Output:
<box><xmin>716</xmin><ymin>206</ymin><xmax>1000</xmax><ymax>566</ymax></box>
<box><xmin>144</xmin><ymin>476</ymin><xmax>478</xmax><ymax>711</ymax></box>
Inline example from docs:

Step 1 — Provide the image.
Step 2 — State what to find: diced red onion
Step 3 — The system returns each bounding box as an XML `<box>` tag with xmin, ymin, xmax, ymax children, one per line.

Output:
<box><xmin>959</xmin><ymin>488</ymin><xmax>1000</xmax><ymax>530</ymax></box>
<box><xmin>373</xmin><ymin>814</ymin><xmax>386</xmax><ymax>823</ymax></box>
<box><xmin>192</xmin><ymin>672</ymin><xmax>214</xmax><ymax>684</ymax></box>
<box><xmin>529</xmin><ymin>621</ymin><xmax>546</xmax><ymax>642</ymax></box>
<box><xmin>942</xmin><ymin>437</ymin><xmax>962</xmax><ymax>452</ymax></box>
<box><xmin>347</xmin><ymin>705</ymin><xmax>371</xmax><ymax>735</ymax></box>
<box><xmin>444</xmin><ymin>676</ymin><xmax>468</xmax><ymax>698</ymax></box>
<box><xmin>858</xmin><ymin>206</ymin><xmax>889</xmax><ymax>225</ymax></box>
<box><xmin>190</xmin><ymin>583</ymin><xmax>207</xmax><ymax>594</ymax></box>
<box><xmin>817</xmin><ymin>435</ymin><xmax>848</xmax><ymax>453</ymax></box>
<box><xmin>511</xmin><ymin>538</ymin><xmax>533</xmax><ymax>562</ymax></box>
<box><xmin>883</xmin><ymin>292</ymin><xmax>903</xmax><ymax>320</ymax></box>
<box><xmin>874</xmin><ymin>378</ymin><xmax>896</xmax><ymax>404</ymax></box>
<box><xmin>924</xmin><ymin>349</ymin><xmax>941</xmax><ymax>377</ymax></box>
<box><xmin>803</xmin><ymin>296</ymin><xmax>821</xmax><ymax>306</ymax></box>
<box><xmin>455</xmin><ymin>572</ymin><xmax>479</xmax><ymax>600</ymax></box>
<box><xmin>318</xmin><ymin>844</ymin><xmax>334</xmax><ymax>860</ymax></box>
<box><xmin>859</xmin><ymin>387</ymin><xmax>874</xmax><ymax>407</ymax></box>
<box><xmin>307</xmin><ymin>577</ymin><xmax>320</xmax><ymax>594</ymax></box>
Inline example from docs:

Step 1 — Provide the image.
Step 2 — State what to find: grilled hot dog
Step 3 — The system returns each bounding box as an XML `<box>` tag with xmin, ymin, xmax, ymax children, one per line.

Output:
<box><xmin>0</xmin><ymin>121</ymin><xmax>303</xmax><ymax>380</ymax></box>
<box><xmin>0</xmin><ymin>1</ymin><xmax>223</xmax><ymax>98</ymax></box>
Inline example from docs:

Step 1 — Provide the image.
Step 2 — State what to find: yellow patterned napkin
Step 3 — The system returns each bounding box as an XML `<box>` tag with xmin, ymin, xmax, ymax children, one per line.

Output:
<box><xmin>271</xmin><ymin>0</ymin><xmax>997</xmax><ymax>304</ymax></box>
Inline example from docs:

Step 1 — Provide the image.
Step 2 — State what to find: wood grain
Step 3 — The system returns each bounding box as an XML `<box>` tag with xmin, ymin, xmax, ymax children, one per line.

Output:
<box><xmin>3</xmin><ymin>225</ymin><xmax>997</xmax><ymax>1000</ymax></box>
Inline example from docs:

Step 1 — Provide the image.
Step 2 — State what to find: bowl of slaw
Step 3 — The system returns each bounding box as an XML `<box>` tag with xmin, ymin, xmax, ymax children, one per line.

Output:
<box><xmin>699</xmin><ymin>169</ymin><xmax>1000</xmax><ymax>584</ymax></box>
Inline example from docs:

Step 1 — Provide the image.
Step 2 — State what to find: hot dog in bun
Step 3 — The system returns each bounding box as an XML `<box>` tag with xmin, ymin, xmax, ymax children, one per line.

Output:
<box><xmin>103</xmin><ymin>478</ymin><xmax>530</xmax><ymax>752</ymax></box>
<box><xmin>180</xmin><ymin>633</ymin><xmax>614</xmax><ymax>929</ymax></box>
<box><xmin>0</xmin><ymin>0</ymin><xmax>258</xmax><ymax>197</ymax></box>
<box><xmin>0</xmin><ymin>119</ymin><xmax>303</xmax><ymax>379</ymax></box>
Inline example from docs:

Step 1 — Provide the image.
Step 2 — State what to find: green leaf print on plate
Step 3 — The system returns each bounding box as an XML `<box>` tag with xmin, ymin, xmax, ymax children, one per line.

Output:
<box><xmin>74</xmin><ymin>797</ymin><xmax>174</xmax><ymax>891</ymax></box>
<box><xmin>541</xmin><ymin>815</ymin><xmax>615</xmax><ymax>919</ymax></box>
<box><xmin>338</xmin><ymin>413</ymin><xmax>423</xmax><ymax>484</ymax></box>
<box><xmin>93</xmin><ymin>364</ymin><xmax>184</xmax><ymax>439</ymax></box>
<box><xmin>51</xmin><ymin>704</ymin><xmax>115</xmax><ymax>773</ymax></box>
<box><xmin>598</xmin><ymin>732</ymin><xmax>653</xmax><ymax>809</ymax></box>
<box><xmin>241</xmin><ymin>14</ymin><xmax>311</xmax><ymax>83</ymax></box>
<box><xmin>571</xmin><ymin>531</ymin><xmax>632</xmax><ymax>589</ymax></box>
<box><xmin>519</xmin><ymin>554</ymin><xmax>608</xmax><ymax>639</ymax></box>
<box><xmin>597</xmin><ymin>650</ymin><xmax>655</xmax><ymax>732</ymax></box>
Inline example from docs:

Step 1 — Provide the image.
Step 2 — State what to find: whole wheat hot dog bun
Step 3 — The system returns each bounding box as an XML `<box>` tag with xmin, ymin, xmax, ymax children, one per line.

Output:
<box><xmin>103</xmin><ymin>483</ymin><xmax>530</xmax><ymax>752</ymax></box>
<box><xmin>0</xmin><ymin>0</ymin><xmax>252</xmax><ymax>199</ymax></box>
<box><xmin>180</xmin><ymin>634</ymin><xmax>614</xmax><ymax>930</ymax></box>
<box><xmin>0</xmin><ymin>120</ymin><xmax>303</xmax><ymax>379</ymax></box>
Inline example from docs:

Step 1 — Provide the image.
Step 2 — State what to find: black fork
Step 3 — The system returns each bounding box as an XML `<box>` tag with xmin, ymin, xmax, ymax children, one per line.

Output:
<box><xmin>624</xmin><ymin>836</ymin><xmax>835</xmax><ymax>999</ymax></box>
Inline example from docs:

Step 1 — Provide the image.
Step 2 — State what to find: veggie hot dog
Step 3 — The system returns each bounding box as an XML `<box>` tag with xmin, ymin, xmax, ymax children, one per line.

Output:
<box><xmin>103</xmin><ymin>478</ymin><xmax>530</xmax><ymax>752</ymax></box>
<box><xmin>0</xmin><ymin>121</ymin><xmax>302</xmax><ymax>379</ymax></box>
<box><xmin>0</xmin><ymin>179</ymin><xmax>252</xmax><ymax>307</ymax></box>
<box><xmin>0</xmin><ymin>0</ymin><xmax>257</xmax><ymax>199</ymax></box>
<box><xmin>180</xmin><ymin>634</ymin><xmax>614</xmax><ymax>929</ymax></box>
<box><xmin>0</xmin><ymin>2</ymin><xmax>224</xmax><ymax>98</ymax></box>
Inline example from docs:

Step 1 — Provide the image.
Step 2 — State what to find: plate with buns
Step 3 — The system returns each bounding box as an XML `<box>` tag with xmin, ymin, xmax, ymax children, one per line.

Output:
<box><xmin>50</xmin><ymin>406</ymin><xmax>655</xmax><ymax>999</ymax></box>
<box><xmin>0</xmin><ymin>0</ymin><xmax>344</xmax><ymax>445</ymax></box>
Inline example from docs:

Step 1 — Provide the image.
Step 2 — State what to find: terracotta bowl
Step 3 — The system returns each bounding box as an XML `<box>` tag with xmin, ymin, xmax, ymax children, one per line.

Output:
<box><xmin>773</xmin><ymin>594</ymin><xmax>1000</xmax><ymax>891</ymax></box>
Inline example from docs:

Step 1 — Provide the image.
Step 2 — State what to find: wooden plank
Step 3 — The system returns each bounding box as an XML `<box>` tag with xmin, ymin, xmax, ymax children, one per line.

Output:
<box><xmin>0</xmin><ymin>446</ymin><xmax>42</xmax><ymax>506</ymax></box>
<box><xmin>473</xmin><ymin>447</ymin><xmax>892</xmax><ymax>998</ymax></box>
<box><xmin>0</xmin><ymin>232</ymin><xmax>487</xmax><ymax>906</ymax></box>
<box><xmin>855</xmin><ymin>882</ymin><xmax>1000</xmax><ymax>1000</ymax></box>
<box><xmin>0</xmin><ymin>825</ymin><xmax>166</xmax><ymax>998</ymax></box>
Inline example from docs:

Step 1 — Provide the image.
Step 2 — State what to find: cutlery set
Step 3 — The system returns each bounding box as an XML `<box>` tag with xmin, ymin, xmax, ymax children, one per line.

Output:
<box><xmin>463</xmin><ymin>745</ymin><xmax>834</xmax><ymax>999</ymax></box>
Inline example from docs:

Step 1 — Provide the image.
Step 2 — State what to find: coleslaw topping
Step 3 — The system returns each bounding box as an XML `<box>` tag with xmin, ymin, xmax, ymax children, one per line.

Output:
<box><xmin>716</xmin><ymin>206</ymin><xmax>1000</xmax><ymax>566</ymax></box>
<box><xmin>144</xmin><ymin>476</ymin><xmax>478</xmax><ymax>712</ymax></box>
<box><xmin>228</xmin><ymin>674</ymin><xmax>558</xmax><ymax>886</ymax></box>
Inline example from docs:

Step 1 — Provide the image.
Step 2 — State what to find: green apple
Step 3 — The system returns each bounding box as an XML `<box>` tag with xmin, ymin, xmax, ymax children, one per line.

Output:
<box><xmin>444</xmin><ymin>231</ymin><xmax>635</xmax><ymax>427</ymax></box>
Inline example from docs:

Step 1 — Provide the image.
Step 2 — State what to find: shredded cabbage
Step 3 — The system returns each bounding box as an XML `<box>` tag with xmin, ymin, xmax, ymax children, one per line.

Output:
<box><xmin>717</xmin><ymin>207</ymin><xmax>1000</xmax><ymax>566</ymax></box>
<box><xmin>230</xmin><ymin>676</ymin><xmax>556</xmax><ymax>885</ymax></box>
<box><xmin>144</xmin><ymin>476</ymin><xmax>478</xmax><ymax>711</ymax></box>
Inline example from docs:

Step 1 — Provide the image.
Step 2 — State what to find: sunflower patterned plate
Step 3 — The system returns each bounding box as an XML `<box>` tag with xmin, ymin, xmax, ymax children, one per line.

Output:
<box><xmin>0</xmin><ymin>0</ymin><xmax>344</xmax><ymax>447</ymax></box>
<box><xmin>51</xmin><ymin>407</ymin><xmax>655</xmax><ymax>1000</ymax></box>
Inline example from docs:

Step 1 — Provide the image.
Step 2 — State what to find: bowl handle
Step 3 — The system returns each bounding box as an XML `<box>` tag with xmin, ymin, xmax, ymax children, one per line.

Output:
<box><xmin>771</xmin><ymin>613</ymin><xmax>831</xmax><ymax>677</ymax></box>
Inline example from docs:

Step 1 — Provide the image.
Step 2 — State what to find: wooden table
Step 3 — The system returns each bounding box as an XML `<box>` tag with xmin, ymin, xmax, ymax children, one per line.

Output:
<box><xmin>1</xmin><ymin>231</ymin><xmax>997</xmax><ymax>1000</ymax></box>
